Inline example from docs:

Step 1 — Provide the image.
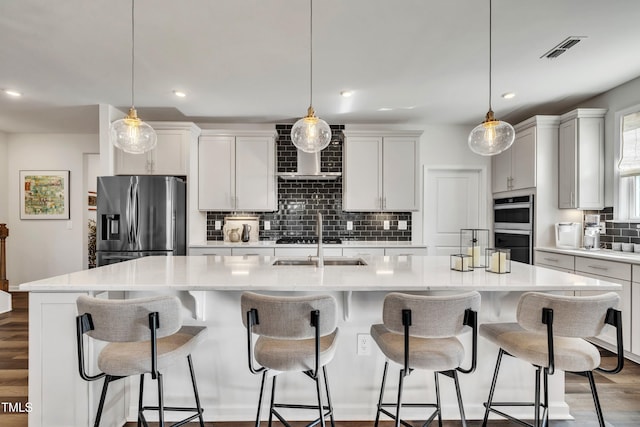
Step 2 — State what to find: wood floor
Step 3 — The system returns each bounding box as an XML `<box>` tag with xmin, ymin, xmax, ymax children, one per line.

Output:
<box><xmin>2</xmin><ymin>292</ymin><xmax>640</xmax><ymax>426</ymax></box>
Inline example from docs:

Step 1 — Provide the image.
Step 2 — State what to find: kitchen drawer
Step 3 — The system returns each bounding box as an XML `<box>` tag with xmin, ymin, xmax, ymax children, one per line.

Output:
<box><xmin>385</xmin><ymin>247</ymin><xmax>428</xmax><ymax>256</ymax></box>
<box><xmin>189</xmin><ymin>247</ymin><xmax>232</xmax><ymax>256</ymax></box>
<box><xmin>535</xmin><ymin>251</ymin><xmax>574</xmax><ymax>271</ymax></box>
<box><xmin>231</xmin><ymin>248</ymin><xmax>274</xmax><ymax>256</ymax></box>
<box><xmin>575</xmin><ymin>256</ymin><xmax>631</xmax><ymax>281</ymax></box>
<box><xmin>274</xmin><ymin>247</ymin><xmax>342</xmax><ymax>257</ymax></box>
<box><xmin>342</xmin><ymin>248</ymin><xmax>385</xmax><ymax>257</ymax></box>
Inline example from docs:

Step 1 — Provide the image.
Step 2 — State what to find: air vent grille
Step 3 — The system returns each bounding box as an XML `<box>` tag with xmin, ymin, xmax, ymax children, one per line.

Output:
<box><xmin>541</xmin><ymin>36</ymin><xmax>585</xmax><ymax>59</ymax></box>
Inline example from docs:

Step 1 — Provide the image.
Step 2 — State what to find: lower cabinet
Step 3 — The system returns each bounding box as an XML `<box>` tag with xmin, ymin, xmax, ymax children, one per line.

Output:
<box><xmin>189</xmin><ymin>247</ymin><xmax>232</xmax><ymax>256</ymax></box>
<box><xmin>536</xmin><ymin>249</ymin><xmax>636</xmax><ymax>357</ymax></box>
<box><xmin>274</xmin><ymin>247</ymin><xmax>343</xmax><ymax>257</ymax></box>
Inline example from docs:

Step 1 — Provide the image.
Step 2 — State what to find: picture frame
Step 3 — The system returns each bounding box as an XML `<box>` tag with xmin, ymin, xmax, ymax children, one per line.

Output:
<box><xmin>20</xmin><ymin>170</ymin><xmax>70</xmax><ymax>220</ymax></box>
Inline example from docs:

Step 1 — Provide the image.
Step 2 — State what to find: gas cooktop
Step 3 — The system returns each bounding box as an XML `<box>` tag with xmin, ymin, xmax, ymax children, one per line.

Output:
<box><xmin>275</xmin><ymin>237</ymin><xmax>342</xmax><ymax>244</ymax></box>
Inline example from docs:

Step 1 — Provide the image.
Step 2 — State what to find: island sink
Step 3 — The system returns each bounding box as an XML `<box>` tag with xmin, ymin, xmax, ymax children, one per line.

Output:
<box><xmin>272</xmin><ymin>257</ymin><xmax>367</xmax><ymax>266</ymax></box>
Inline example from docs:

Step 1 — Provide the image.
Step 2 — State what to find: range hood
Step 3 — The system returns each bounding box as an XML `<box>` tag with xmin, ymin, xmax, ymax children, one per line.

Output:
<box><xmin>277</xmin><ymin>149</ymin><xmax>341</xmax><ymax>180</ymax></box>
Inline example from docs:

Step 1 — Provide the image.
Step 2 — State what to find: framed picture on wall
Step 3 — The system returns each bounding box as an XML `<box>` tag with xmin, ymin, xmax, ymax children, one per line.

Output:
<box><xmin>20</xmin><ymin>170</ymin><xmax>70</xmax><ymax>220</ymax></box>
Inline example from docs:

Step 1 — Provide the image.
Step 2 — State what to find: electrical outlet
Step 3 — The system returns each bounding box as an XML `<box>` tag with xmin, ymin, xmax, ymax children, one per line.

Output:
<box><xmin>357</xmin><ymin>333</ymin><xmax>372</xmax><ymax>356</ymax></box>
<box><xmin>214</xmin><ymin>220</ymin><xmax>222</xmax><ymax>230</ymax></box>
<box><xmin>383</xmin><ymin>220</ymin><xmax>390</xmax><ymax>230</ymax></box>
<box><xmin>599</xmin><ymin>222</ymin><xmax>606</xmax><ymax>233</ymax></box>
<box><xmin>398</xmin><ymin>220</ymin><xmax>407</xmax><ymax>230</ymax></box>
<box><xmin>264</xmin><ymin>220</ymin><xmax>271</xmax><ymax>231</ymax></box>
<box><xmin>346</xmin><ymin>221</ymin><xmax>353</xmax><ymax>231</ymax></box>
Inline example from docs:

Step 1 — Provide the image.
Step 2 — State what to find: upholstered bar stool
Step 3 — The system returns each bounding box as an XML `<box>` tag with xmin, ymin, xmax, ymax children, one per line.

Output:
<box><xmin>76</xmin><ymin>295</ymin><xmax>207</xmax><ymax>427</ymax></box>
<box><xmin>371</xmin><ymin>291</ymin><xmax>480</xmax><ymax>427</ymax></box>
<box><xmin>480</xmin><ymin>291</ymin><xmax>624</xmax><ymax>427</ymax></box>
<box><xmin>241</xmin><ymin>292</ymin><xmax>339</xmax><ymax>427</ymax></box>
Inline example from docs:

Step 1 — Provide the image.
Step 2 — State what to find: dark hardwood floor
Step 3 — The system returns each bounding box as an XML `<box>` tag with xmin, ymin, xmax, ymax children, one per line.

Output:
<box><xmin>2</xmin><ymin>292</ymin><xmax>639</xmax><ymax>426</ymax></box>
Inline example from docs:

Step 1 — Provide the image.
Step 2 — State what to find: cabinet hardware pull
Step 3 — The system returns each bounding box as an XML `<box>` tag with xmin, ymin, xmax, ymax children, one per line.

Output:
<box><xmin>543</xmin><ymin>257</ymin><xmax>559</xmax><ymax>262</ymax></box>
<box><xmin>587</xmin><ymin>265</ymin><xmax>609</xmax><ymax>271</ymax></box>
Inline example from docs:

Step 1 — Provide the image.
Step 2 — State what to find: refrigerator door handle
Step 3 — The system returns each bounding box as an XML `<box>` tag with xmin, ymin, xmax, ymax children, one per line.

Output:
<box><xmin>132</xmin><ymin>178</ymin><xmax>140</xmax><ymax>248</ymax></box>
<box><xmin>126</xmin><ymin>177</ymin><xmax>139</xmax><ymax>247</ymax></box>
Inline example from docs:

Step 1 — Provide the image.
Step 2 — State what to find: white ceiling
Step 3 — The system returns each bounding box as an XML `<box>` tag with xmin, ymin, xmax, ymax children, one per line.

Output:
<box><xmin>1</xmin><ymin>0</ymin><xmax>640</xmax><ymax>134</ymax></box>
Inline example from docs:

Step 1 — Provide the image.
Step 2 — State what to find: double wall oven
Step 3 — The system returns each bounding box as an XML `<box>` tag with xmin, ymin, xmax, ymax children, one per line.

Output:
<box><xmin>493</xmin><ymin>194</ymin><xmax>534</xmax><ymax>264</ymax></box>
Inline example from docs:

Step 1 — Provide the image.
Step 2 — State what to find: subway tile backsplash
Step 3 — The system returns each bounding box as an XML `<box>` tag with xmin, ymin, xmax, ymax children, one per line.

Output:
<box><xmin>206</xmin><ymin>124</ymin><xmax>412</xmax><ymax>241</ymax></box>
<box><xmin>581</xmin><ymin>206</ymin><xmax>640</xmax><ymax>248</ymax></box>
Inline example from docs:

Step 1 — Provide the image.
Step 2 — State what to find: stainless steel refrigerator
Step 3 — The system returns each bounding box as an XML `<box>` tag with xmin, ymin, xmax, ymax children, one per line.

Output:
<box><xmin>96</xmin><ymin>175</ymin><xmax>186</xmax><ymax>266</ymax></box>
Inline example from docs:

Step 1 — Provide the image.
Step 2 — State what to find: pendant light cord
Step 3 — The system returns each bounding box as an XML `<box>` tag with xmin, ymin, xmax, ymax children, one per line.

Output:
<box><xmin>488</xmin><ymin>0</ymin><xmax>492</xmax><ymax>112</ymax></box>
<box><xmin>131</xmin><ymin>0</ymin><xmax>136</xmax><ymax>108</ymax></box>
<box><xmin>309</xmin><ymin>0</ymin><xmax>313</xmax><ymax>109</ymax></box>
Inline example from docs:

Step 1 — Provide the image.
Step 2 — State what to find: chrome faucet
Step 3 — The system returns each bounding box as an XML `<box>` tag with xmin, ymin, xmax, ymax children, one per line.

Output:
<box><xmin>317</xmin><ymin>212</ymin><xmax>324</xmax><ymax>268</ymax></box>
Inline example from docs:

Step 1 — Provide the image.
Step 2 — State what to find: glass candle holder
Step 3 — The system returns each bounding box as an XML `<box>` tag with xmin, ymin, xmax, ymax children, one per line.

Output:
<box><xmin>460</xmin><ymin>229</ymin><xmax>489</xmax><ymax>268</ymax></box>
<box><xmin>486</xmin><ymin>248</ymin><xmax>511</xmax><ymax>274</ymax></box>
<box><xmin>450</xmin><ymin>254</ymin><xmax>473</xmax><ymax>272</ymax></box>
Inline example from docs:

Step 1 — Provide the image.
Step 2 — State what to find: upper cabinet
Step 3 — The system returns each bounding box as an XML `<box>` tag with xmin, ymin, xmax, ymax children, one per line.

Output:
<box><xmin>343</xmin><ymin>130</ymin><xmax>422</xmax><ymax>211</ymax></box>
<box><xmin>558</xmin><ymin>108</ymin><xmax>606</xmax><ymax>209</ymax></box>
<box><xmin>198</xmin><ymin>130</ymin><xmax>276</xmax><ymax>211</ymax></box>
<box><xmin>114</xmin><ymin>122</ymin><xmax>200</xmax><ymax>176</ymax></box>
<box><xmin>492</xmin><ymin>116</ymin><xmax>560</xmax><ymax>193</ymax></box>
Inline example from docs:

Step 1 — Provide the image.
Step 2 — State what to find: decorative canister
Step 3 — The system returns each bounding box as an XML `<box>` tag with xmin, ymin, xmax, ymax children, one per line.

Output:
<box><xmin>223</xmin><ymin>215</ymin><xmax>259</xmax><ymax>243</ymax></box>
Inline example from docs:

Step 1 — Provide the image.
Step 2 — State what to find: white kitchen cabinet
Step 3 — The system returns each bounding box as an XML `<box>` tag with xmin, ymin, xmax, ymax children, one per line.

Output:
<box><xmin>115</xmin><ymin>122</ymin><xmax>199</xmax><ymax>176</ymax></box>
<box><xmin>492</xmin><ymin>126</ymin><xmax>536</xmax><ymax>192</ymax></box>
<box><xmin>632</xmin><ymin>265</ymin><xmax>640</xmax><ymax>356</ymax></box>
<box><xmin>231</xmin><ymin>247</ymin><xmax>274</xmax><ymax>256</ymax></box>
<box><xmin>198</xmin><ymin>131</ymin><xmax>276</xmax><ymax>211</ymax></box>
<box><xmin>536</xmin><ymin>249</ymin><xmax>633</xmax><ymax>354</ymax></box>
<box><xmin>492</xmin><ymin>116</ymin><xmax>560</xmax><ymax>193</ymax></box>
<box><xmin>385</xmin><ymin>247</ymin><xmax>428</xmax><ymax>256</ymax></box>
<box><xmin>188</xmin><ymin>247</ymin><xmax>232</xmax><ymax>256</ymax></box>
<box><xmin>342</xmin><ymin>247</ymin><xmax>385</xmax><ymax>257</ymax></box>
<box><xmin>574</xmin><ymin>272</ymin><xmax>631</xmax><ymax>353</ymax></box>
<box><xmin>534</xmin><ymin>250</ymin><xmax>575</xmax><ymax>273</ymax></box>
<box><xmin>558</xmin><ymin>108</ymin><xmax>606</xmax><ymax>209</ymax></box>
<box><xmin>343</xmin><ymin>130</ymin><xmax>422</xmax><ymax>211</ymax></box>
<box><xmin>274</xmin><ymin>247</ymin><xmax>343</xmax><ymax>257</ymax></box>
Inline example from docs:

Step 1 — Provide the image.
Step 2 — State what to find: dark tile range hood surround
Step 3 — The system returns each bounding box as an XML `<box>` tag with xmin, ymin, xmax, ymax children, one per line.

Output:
<box><xmin>205</xmin><ymin>124</ymin><xmax>412</xmax><ymax>242</ymax></box>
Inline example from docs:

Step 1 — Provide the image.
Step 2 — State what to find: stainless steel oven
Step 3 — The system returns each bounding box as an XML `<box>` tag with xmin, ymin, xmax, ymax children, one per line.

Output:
<box><xmin>493</xmin><ymin>195</ymin><xmax>534</xmax><ymax>264</ymax></box>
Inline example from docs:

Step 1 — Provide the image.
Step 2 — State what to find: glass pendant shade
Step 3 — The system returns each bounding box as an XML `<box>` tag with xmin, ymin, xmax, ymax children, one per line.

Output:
<box><xmin>291</xmin><ymin>107</ymin><xmax>332</xmax><ymax>153</ymax></box>
<box><xmin>468</xmin><ymin>110</ymin><xmax>515</xmax><ymax>156</ymax></box>
<box><xmin>110</xmin><ymin>107</ymin><xmax>157</xmax><ymax>154</ymax></box>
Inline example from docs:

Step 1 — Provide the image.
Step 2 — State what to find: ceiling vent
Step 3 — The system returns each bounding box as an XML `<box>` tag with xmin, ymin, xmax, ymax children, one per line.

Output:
<box><xmin>540</xmin><ymin>36</ymin><xmax>586</xmax><ymax>59</ymax></box>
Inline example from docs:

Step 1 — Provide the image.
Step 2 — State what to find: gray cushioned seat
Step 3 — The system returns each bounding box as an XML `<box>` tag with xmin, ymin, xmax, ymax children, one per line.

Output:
<box><xmin>98</xmin><ymin>325</ymin><xmax>208</xmax><ymax>376</ymax></box>
<box><xmin>480</xmin><ymin>322</ymin><xmax>600</xmax><ymax>372</ymax></box>
<box><xmin>370</xmin><ymin>324</ymin><xmax>464</xmax><ymax>371</ymax></box>
<box><xmin>254</xmin><ymin>329</ymin><xmax>339</xmax><ymax>372</ymax></box>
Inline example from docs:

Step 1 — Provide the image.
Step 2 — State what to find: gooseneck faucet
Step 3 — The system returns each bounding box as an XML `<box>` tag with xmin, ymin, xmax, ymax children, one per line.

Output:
<box><xmin>317</xmin><ymin>212</ymin><xmax>324</xmax><ymax>268</ymax></box>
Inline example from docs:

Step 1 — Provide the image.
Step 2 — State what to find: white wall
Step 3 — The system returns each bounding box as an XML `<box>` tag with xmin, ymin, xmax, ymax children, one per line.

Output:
<box><xmin>576</xmin><ymin>75</ymin><xmax>640</xmax><ymax>208</ymax></box>
<box><xmin>0</xmin><ymin>131</ymin><xmax>7</xmax><ymax>223</ymax></box>
<box><xmin>6</xmin><ymin>133</ymin><xmax>99</xmax><ymax>289</ymax></box>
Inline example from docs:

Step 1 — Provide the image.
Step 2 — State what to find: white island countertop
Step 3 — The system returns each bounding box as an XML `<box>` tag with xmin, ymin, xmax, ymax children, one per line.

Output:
<box><xmin>19</xmin><ymin>255</ymin><xmax>621</xmax><ymax>292</ymax></box>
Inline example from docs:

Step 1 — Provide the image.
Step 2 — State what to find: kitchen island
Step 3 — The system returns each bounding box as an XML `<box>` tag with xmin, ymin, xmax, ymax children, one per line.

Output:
<box><xmin>20</xmin><ymin>255</ymin><xmax>622</xmax><ymax>426</ymax></box>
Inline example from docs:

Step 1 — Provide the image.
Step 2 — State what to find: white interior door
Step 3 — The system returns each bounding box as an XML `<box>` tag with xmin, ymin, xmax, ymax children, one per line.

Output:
<box><xmin>424</xmin><ymin>168</ymin><xmax>486</xmax><ymax>255</ymax></box>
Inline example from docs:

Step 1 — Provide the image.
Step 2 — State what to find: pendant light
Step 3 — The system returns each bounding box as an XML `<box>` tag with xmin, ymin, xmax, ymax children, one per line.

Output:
<box><xmin>468</xmin><ymin>0</ymin><xmax>515</xmax><ymax>156</ymax></box>
<box><xmin>110</xmin><ymin>0</ymin><xmax>157</xmax><ymax>154</ymax></box>
<box><xmin>291</xmin><ymin>0</ymin><xmax>332</xmax><ymax>153</ymax></box>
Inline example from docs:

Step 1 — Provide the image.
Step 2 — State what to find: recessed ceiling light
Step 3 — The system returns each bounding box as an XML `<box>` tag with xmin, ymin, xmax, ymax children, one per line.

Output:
<box><xmin>340</xmin><ymin>90</ymin><xmax>353</xmax><ymax>97</ymax></box>
<box><xmin>378</xmin><ymin>107</ymin><xmax>393</xmax><ymax>111</ymax></box>
<box><xmin>173</xmin><ymin>90</ymin><xmax>187</xmax><ymax>98</ymax></box>
<box><xmin>501</xmin><ymin>92</ymin><xmax>516</xmax><ymax>99</ymax></box>
<box><xmin>4</xmin><ymin>89</ymin><xmax>22</xmax><ymax>97</ymax></box>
